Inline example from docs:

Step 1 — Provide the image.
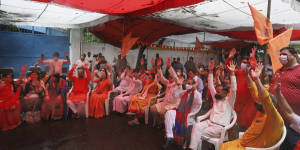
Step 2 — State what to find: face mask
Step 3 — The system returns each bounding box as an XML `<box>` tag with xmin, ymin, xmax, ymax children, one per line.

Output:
<box><xmin>241</xmin><ymin>63</ymin><xmax>247</xmax><ymax>71</ymax></box>
<box><xmin>280</xmin><ymin>55</ymin><xmax>288</xmax><ymax>65</ymax></box>
<box><xmin>186</xmin><ymin>84</ymin><xmax>193</xmax><ymax>90</ymax></box>
<box><xmin>215</xmin><ymin>94</ymin><xmax>223</xmax><ymax>100</ymax></box>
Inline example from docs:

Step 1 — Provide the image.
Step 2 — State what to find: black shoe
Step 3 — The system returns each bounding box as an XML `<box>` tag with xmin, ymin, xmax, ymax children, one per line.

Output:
<box><xmin>162</xmin><ymin>138</ymin><xmax>174</xmax><ymax>149</ymax></box>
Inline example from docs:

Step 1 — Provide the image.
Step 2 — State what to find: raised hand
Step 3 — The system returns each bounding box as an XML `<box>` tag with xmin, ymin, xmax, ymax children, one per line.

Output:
<box><xmin>84</xmin><ymin>63</ymin><xmax>89</xmax><ymax>69</ymax></box>
<box><xmin>251</xmin><ymin>63</ymin><xmax>264</xmax><ymax>79</ymax></box>
<box><xmin>154</xmin><ymin>74</ymin><xmax>158</xmax><ymax>82</ymax></box>
<box><xmin>227</xmin><ymin>62</ymin><xmax>236</xmax><ymax>73</ymax></box>
<box><xmin>151</xmin><ymin>57</ymin><xmax>155</xmax><ymax>66</ymax></box>
<box><xmin>72</xmin><ymin>64</ymin><xmax>77</xmax><ymax>69</ymax></box>
<box><xmin>244</xmin><ymin>63</ymin><xmax>252</xmax><ymax>75</ymax></box>
<box><xmin>141</xmin><ymin>58</ymin><xmax>144</xmax><ymax>65</ymax></box>
<box><xmin>250</xmin><ymin>46</ymin><xmax>257</xmax><ymax>58</ymax></box>
<box><xmin>219</xmin><ymin>63</ymin><xmax>224</xmax><ymax>71</ymax></box>
<box><xmin>21</xmin><ymin>65</ymin><xmax>28</xmax><ymax>72</ymax></box>
<box><xmin>157</xmin><ymin>58</ymin><xmax>162</xmax><ymax>67</ymax></box>
<box><xmin>274</xmin><ymin>73</ymin><xmax>281</xmax><ymax>93</ymax></box>
<box><xmin>229</xmin><ymin>48</ymin><xmax>236</xmax><ymax>58</ymax></box>
<box><xmin>209</xmin><ymin>60</ymin><xmax>215</xmax><ymax>72</ymax></box>
<box><xmin>215</xmin><ymin>69</ymin><xmax>221</xmax><ymax>77</ymax></box>
<box><xmin>167</xmin><ymin>57</ymin><xmax>171</xmax><ymax>68</ymax></box>
<box><xmin>64</xmin><ymin>51</ymin><xmax>69</xmax><ymax>57</ymax></box>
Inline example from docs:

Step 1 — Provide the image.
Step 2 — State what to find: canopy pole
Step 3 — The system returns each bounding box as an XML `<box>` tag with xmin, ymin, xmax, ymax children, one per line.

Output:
<box><xmin>263</xmin><ymin>0</ymin><xmax>272</xmax><ymax>84</ymax></box>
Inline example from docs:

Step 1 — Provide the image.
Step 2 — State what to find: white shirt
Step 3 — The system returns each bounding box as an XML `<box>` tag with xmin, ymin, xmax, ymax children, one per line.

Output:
<box><xmin>76</xmin><ymin>59</ymin><xmax>89</xmax><ymax>68</ymax></box>
<box><xmin>177</xmin><ymin>89</ymin><xmax>202</xmax><ymax>114</ymax></box>
<box><xmin>290</xmin><ymin>114</ymin><xmax>300</xmax><ymax>134</ymax></box>
<box><xmin>208</xmin><ymin>73</ymin><xmax>237</xmax><ymax>126</ymax></box>
<box><xmin>86</xmin><ymin>56</ymin><xmax>93</xmax><ymax>69</ymax></box>
<box><xmin>42</xmin><ymin>59</ymin><xmax>68</xmax><ymax>75</ymax></box>
<box><xmin>164</xmin><ymin>82</ymin><xmax>181</xmax><ymax>103</ymax></box>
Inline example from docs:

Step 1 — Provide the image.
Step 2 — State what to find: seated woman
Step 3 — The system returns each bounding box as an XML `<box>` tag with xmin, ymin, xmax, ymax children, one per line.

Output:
<box><xmin>89</xmin><ymin>68</ymin><xmax>113</xmax><ymax>118</ymax></box>
<box><xmin>21</xmin><ymin>71</ymin><xmax>46</xmax><ymax>124</ymax></box>
<box><xmin>113</xmin><ymin>72</ymin><xmax>143</xmax><ymax>113</ymax></box>
<box><xmin>41</xmin><ymin>74</ymin><xmax>65</xmax><ymax>120</ymax></box>
<box><xmin>221</xmin><ymin>63</ymin><xmax>284</xmax><ymax>150</ymax></box>
<box><xmin>127</xmin><ymin>73</ymin><xmax>162</xmax><ymax>125</ymax></box>
<box><xmin>0</xmin><ymin>65</ymin><xmax>26</xmax><ymax>131</ymax></box>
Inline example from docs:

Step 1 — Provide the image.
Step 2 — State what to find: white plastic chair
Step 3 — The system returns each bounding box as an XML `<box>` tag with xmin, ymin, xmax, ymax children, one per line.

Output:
<box><xmin>144</xmin><ymin>91</ymin><xmax>162</xmax><ymax>125</ymax></box>
<box><xmin>66</xmin><ymin>87</ymin><xmax>90</xmax><ymax>118</ymax></box>
<box><xmin>199</xmin><ymin>110</ymin><xmax>237</xmax><ymax>150</ymax></box>
<box><xmin>238</xmin><ymin>126</ymin><xmax>287</xmax><ymax>150</ymax></box>
<box><xmin>104</xmin><ymin>85</ymin><xmax>115</xmax><ymax>116</ymax></box>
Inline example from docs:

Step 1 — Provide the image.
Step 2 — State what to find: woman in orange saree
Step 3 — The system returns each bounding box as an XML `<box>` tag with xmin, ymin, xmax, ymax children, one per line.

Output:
<box><xmin>89</xmin><ymin>68</ymin><xmax>113</xmax><ymax>118</ymax></box>
<box><xmin>0</xmin><ymin>65</ymin><xmax>27</xmax><ymax>131</ymax></box>
<box><xmin>128</xmin><ymin>73</ymin><xmax>162</xmax><ymax>125</ymax></box>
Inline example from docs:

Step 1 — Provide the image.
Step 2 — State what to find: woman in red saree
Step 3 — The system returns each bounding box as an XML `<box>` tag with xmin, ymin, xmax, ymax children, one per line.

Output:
<box><xmin>41</xmin><ymin>74</ymin><xmax>65</xmax><ymax>120</ymax></box>
<box><xmin>0</xmin><ymin>65</ymin><xmax>27</xmax><ymax>131</ymax></box>
<box><xmin>89</xmin><ymin>68</ymin><xmax>113</xmax><ymax>118</ymax></box>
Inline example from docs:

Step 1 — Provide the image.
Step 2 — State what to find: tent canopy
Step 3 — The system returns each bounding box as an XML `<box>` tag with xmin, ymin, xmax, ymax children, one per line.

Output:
<box><xmin>1</xmin><ymin>0</ymin><xmax>300</xmax><ymax>46</ymax></box>
<box><xmin>0</xmin><ymin>0</ymin><xmax>110</xmax><ymax>28</ymax></box>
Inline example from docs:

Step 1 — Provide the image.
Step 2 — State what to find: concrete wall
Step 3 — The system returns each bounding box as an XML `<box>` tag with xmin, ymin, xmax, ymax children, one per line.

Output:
<box><xmin>0</xmin><ymin>31</ymin><xmax>70</xmax><ymax>77</ymax></box>
<box><xmin>69</xmin><ymin>29</ymin><xmax>82</xmax><ymax>65</ymax></box>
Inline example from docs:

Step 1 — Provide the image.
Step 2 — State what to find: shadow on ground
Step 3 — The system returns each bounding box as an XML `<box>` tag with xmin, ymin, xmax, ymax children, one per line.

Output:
<box><xmin>0</xmin><ymin>115</ymin><xmax>186</xmax><ymax>150</ymax></box>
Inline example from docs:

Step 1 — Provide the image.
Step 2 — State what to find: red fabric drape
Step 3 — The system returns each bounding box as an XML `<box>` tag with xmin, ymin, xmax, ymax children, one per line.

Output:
<box><xmin>212</xmin><ymin>28</ymin><xmax>300</xmax><ymax>41</ymax></box>
<box><xmin>32</xmin><ymin>0</ymin><xmax>204</xmax><ymax>16</ymax></box>
<box><xmin>89</xmin><ymin>18</ymin><xmax>197</xmax><ymax>48</ymax></box>
<box><xmin>202</xmin><ymin>41</ymin><xmax>251</xmax><ymax>49</ymax></box>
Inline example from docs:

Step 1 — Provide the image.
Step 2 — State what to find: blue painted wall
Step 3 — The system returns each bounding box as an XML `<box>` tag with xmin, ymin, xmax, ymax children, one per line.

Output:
<box><xmin>0</xmin><ymin>31</ymin><xmax>70</xmax><ymax>77</ymax></box>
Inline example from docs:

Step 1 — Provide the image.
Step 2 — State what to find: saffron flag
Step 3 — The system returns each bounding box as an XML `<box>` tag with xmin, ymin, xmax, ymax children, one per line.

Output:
<box><xmin>248</xmin><ymin>3</ymin><xmax>273</xmax><ymax>45</ymax></box>
<box><xmin>121</xmin><ymin>33</ymin><xmax>139</xmax><ymax>59</ymax></box>
<box><xmin>194</xmin><ymin>37</ymin><xmax>202</xmax><ymax>53</ymax></box>
<box><xmin>268</xmin><ymin>27</ymin><xmax>293</xmax><ymax>73</ymax></box>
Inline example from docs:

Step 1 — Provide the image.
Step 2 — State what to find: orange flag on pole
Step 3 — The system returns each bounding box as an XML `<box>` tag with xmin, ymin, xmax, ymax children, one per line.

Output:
<box><xmin>268</xmin><ymin>27</ymin><xmax>293</xmax><ymax>73</ymax></box>
<box><xmin>194</xmin><ymin>37</ymin><xmax>202</xmax><ymax>53</ymax></box>
<box><xmin>248</xmin><ymin>3</ymin><xmax>273</xmax><ymax>46</ymax></box>
<box><xmin>121</xmin><ymin>32</ymin><xmax>139</xmax><ymax>59</ymax></box>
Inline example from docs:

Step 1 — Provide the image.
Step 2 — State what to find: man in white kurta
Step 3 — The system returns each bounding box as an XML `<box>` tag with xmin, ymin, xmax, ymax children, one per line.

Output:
<box><xmin>151</xmin><ymin>67</ymin><xmax>182</xmax><ymax>118</ymax></box>
<box><xmin>189</xmin><ymin>61</ymin><xmax>237</xmax><ymax>150</ymax></box>
<box><xmin>163</xmin><ymin>78</ymin><xmax>202</xmax><ymax>148</ymax></box>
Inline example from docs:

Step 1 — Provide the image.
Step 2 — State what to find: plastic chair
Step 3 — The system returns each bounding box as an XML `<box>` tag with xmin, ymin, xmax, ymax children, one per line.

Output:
<box><xmin>104</xmin><ymin>85</ymin><xmax>115</xmax><ymax>116</ymax></box>
<box><xmin>200</xmin><ymin>110</ymin><xmax>237</xmax><ymax>150</ymax></box>
<box><xmin>144</xmin><ymin>91</ymin><xmax>162</xmax><ymax>125</ymax></box>
<box><xmin>66</xmin><ymin>87</ymin><xmax>90</xmax><ymax>118</ymax></box>
<box><xmin>238</xmin><ymin>126</ymin><xmax>287</xmax><ymax>150</ymax></box>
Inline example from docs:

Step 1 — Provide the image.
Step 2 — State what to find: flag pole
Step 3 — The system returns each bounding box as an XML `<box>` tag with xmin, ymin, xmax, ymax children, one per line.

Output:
<box><xmin>263</xmin><ymin>0</ymin><xmax>272</xmax><ymax>84</ymax></box>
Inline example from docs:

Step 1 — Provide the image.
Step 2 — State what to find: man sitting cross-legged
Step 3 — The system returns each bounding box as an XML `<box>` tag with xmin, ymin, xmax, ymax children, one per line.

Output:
<box><xmin>220</xmin><ymin>63</ymin><xmax>284</xmax><ymax>150</ymax></box>
<box><xmin>67</xmin><ymin>64</ymin><xmax>91</xmax><ymax>118</ymax></box>
<box><xmin>189</xmin><ymin>60</ymin><xmax>237</xmax><ymax>150</ymax></box>
<box><xmin>162</xmin><ymin>77</ymin><xmax>202</xmax><ymax>149</ymax></box>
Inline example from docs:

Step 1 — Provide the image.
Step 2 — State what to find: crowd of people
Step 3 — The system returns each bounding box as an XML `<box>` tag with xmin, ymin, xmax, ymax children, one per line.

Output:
<box><xmin>0</xmin><ymin>46</ymin><xmax>300</xmax><ymax>150</ymax></box>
